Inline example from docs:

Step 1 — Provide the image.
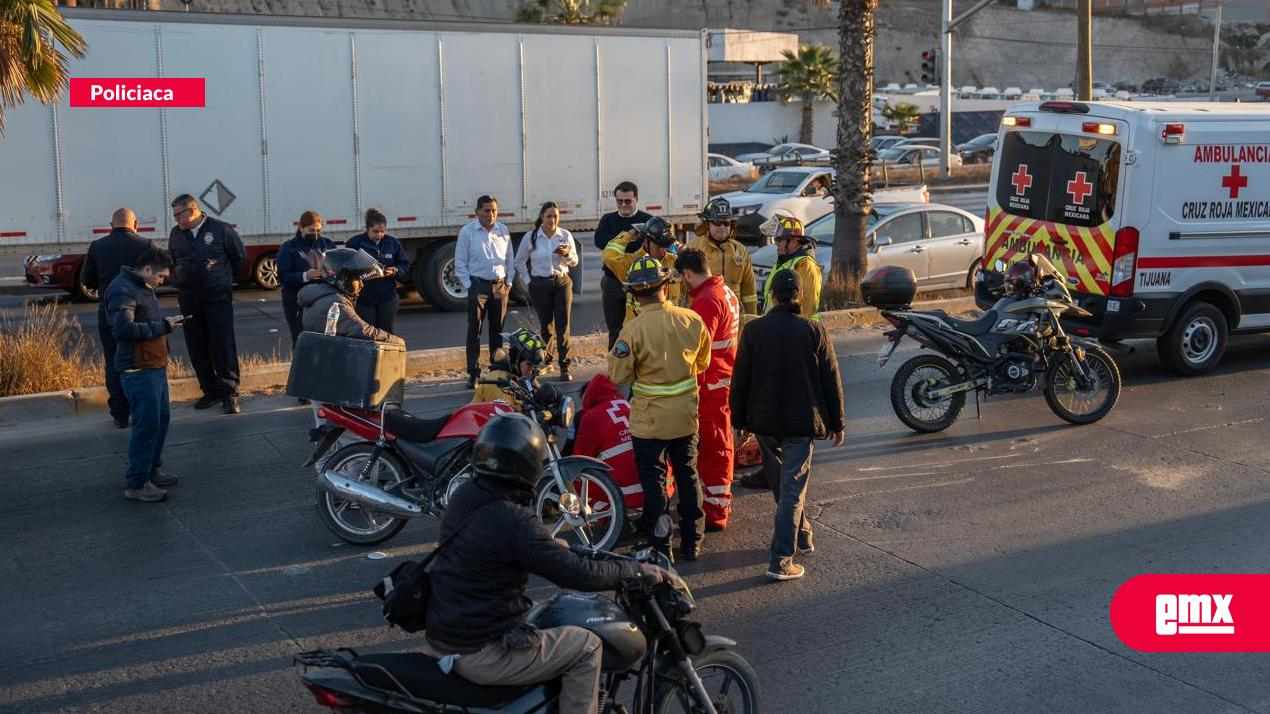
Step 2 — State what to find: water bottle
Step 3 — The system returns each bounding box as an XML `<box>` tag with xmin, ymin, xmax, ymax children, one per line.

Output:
<box><xmin>324</xmin><ymin>303</ymin><xmax>340</xmax><ymax>336</ymax></box>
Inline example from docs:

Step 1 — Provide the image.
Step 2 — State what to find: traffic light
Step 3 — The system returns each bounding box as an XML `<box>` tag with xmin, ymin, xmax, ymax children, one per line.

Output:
<box><xmin>920</xmin><ymin>48</ymin><xmax>940</xmax><ymax>85</ymax></box>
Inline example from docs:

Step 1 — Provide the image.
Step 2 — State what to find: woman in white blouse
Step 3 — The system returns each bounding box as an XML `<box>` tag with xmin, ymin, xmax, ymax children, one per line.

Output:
<box><xmin>515</xmin><ymin>202</ymin><xmax>580</xmax><ymax>381</ymax></box>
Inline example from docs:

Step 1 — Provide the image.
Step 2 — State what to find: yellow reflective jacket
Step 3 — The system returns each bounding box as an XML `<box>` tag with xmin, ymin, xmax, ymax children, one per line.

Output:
<box><xmin>607</xmin><ymin>300</ymin><xmax>711</xmax><ymax>440</ymax></box>
<box><xmin>469</xmin><ymin>364</ymin><xmax>522</xmax><ymax>410</ymax></box>
<box><xmin>601</xmin><ymin>229</ymin><xmax>681</xmax><ymax>320</ymax></box>
<box><xmin>687</xmin><ymin>233</ymin><xmax>758</xmax><ymax>314</ymax></box>
<box><xmin>763</xmin><ymin>250</ymin><xmax>823</xmax><ymax>321</ymax></box>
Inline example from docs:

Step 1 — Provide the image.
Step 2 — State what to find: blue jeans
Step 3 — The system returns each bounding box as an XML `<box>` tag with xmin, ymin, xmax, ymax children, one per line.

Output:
<box><xmin>758</xmin><ymin>435</ymin><xmax>815</xmax><ymax>572</ymax></box>
<box><xmin>121</xmin><ymin>368</ymin><xmax>170</xmax><ymax>489</ymax></box>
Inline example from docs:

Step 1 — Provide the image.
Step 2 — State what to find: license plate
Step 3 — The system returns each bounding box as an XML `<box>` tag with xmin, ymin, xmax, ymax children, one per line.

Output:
<box><xmin>877</xmin><ymin>339</ymin><xmax>900</xmax><ymax>367</ymax></box>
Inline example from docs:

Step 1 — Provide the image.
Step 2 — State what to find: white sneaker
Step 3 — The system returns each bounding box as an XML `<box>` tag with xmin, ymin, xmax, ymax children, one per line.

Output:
<box><xmin>766</xmin><ymin>563</ymin><xmax>806</xmax><ymax>581</ymax></box>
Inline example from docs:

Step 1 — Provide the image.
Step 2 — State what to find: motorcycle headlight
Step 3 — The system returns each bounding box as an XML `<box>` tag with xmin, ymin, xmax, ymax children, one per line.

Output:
<box><xmin>557</xmin><ymin>396</ymin><xmax>575</xmax><ymax>430</ymax></box>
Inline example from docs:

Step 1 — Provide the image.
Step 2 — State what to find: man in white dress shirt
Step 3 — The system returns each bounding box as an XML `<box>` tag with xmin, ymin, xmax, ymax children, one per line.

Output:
<box><xmin>456</xmin><ymin>195</ymin><xmax>515</xmax><ymax>389</ymax></box>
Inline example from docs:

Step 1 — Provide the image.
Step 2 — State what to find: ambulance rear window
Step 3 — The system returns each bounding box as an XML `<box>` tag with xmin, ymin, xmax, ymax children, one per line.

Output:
<box><xmin>996</xmin><ymin>130</ymin><xmax>1121</xmax><ymax>228</ymax></box>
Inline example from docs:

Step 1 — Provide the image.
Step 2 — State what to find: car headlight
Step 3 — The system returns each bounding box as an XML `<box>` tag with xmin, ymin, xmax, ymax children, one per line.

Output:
<box><xmin>735</xmin><ymin>205</ymin><xmax>760</xmax><ymax>216</ymax></box>
<box><xmin>33</xmin><ymin>254</ymin><xmax>62</xmax><ymax>262</ymax></box>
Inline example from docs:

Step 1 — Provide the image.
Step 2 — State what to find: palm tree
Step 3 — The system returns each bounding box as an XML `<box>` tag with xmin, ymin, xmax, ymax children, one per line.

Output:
<box><xmin>881</xmin><ymin>101</ymin><xmax>921</xmax><ymax>134</ymax></box>
<box><xmin>826</xmin><ymin>0</ymin><xmax>878</xmax><ymax>303</ymax></box>
<box><xmin>516</xmin><ymin>0</ymin><xmax>627</xmax><ymax>26</ymax></box>
<box><xmin>0</xmin><ymin>0</ymin><xmax>85</xmax><ymax>136</ymax></box>
<box><xmin>775</xmin><ymin>43</ymin><xmax>838</xmax><ymax>145</ymax></box>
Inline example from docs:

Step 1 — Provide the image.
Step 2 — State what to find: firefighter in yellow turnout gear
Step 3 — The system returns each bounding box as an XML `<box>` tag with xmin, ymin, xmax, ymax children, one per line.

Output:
<box><xmin>601</xmin><ymin>216</ymin><xmax>681</xmax><ymax>322</ymax></box>
<box><xmin>607</xmin><ymin>255</ymin><xmax>711</xmax><ymax>561</ymax></box>
<box><xmin>688</xmin><ymin>197</ymin><xmax>758</xmax><ymax>316</ymax></box>
<box><xmin>761</xmin><ymin>215</ymin><xmax>822</xmax><ymax>320</ymax></box>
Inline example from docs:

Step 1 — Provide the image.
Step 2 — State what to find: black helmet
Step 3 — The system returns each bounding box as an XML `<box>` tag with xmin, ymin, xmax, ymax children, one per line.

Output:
<box><xmin>622</xmin><ymin>255</ymin><xmax>671</xmax><ymax>294</ymax></box>
<box><xmin>1005</xmin><ymin>258</ymin><xmax>1038</xmax><ymax>295</ymax></box>
<box><xmin>323</xmin><ymin>248</ymin><xmax>385</xmax><ymax>296</ymax></box>
<box><xmin>698</xmin><ymin>197</ymin><xmax>737</xmax><ymax>222</ymax></box>
<box><xmin>631</xmin><ymin>216</ymin><xmax>676</xmax><ymax>248</ymax></box>
<box><xmin>472</xmin><ymin>412</ymin><xmax>547</xmax><ymax>486</ymax></box>
<box><xmin>507</xmin><ymin>328</ymin><xmax>548</xmax><ymax>368</ymax></box>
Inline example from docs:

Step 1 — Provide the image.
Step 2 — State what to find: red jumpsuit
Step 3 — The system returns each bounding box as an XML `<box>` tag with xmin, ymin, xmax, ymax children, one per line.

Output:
<box><xmin>688</xmin><ymin>275</ymin><xmax>740</xmax><ymax>527</ymax></box>
<box><xmin>571</xmin><ymin>374</ymin><xmax>642</xmax><ymax>510</ymax></box>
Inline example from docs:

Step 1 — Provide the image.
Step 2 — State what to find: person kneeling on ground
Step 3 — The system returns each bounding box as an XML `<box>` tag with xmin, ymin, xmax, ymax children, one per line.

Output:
<box><xmin>470</xmin><ymin>328</ymin><xmax>548</xmax><ymax>410</ymax></box>
<box><xmin>425</xmin><ymin>412</ymin><xmax>671</xmax><ymax>714</ymax></box>
<box><xmin>299</xmin><ymin>248</ymin><xmax>405</xmax><ymax>346</ymax></box>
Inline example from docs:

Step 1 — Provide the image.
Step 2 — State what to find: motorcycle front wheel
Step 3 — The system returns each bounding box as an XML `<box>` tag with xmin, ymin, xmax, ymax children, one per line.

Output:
<box><xmin>890</xmin><ymin>354</ymin><xmax>967</xmax><ymax>433</ymax></box>
<box><xmin>534</xmin><ymin>470</ymin><xmax>626</xmax><ymax>552</ymax></box>
<box><xmin>1044</xmin><ymin>347</ymin><xmax>1121</xmax><ymax>425</ymax></box>
<box><xmin>655</xmin><ymin>649</ymin><xmax>761</xmax><ymax>714</ymax></box>
<box><xmin>316</xmin><ymin>443</ymin><xmax>410</xmax><ymax>545</ymax></box>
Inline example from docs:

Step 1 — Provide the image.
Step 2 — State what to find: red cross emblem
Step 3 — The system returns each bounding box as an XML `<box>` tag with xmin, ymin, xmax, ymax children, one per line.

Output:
<box><xmin>1066</xmin><ymin>171</ymin><xmax>1093</xmax><ymax>205</ymax></box>
<box><xmin>1010</xmin><ymin>165</ymin><xmax>1033</xmax><ymax>196</ymax></box>
<box><xmin>1222</xmin><ymin>164</ymin><xmax>1248</xmax><ymax>200</ymax></box>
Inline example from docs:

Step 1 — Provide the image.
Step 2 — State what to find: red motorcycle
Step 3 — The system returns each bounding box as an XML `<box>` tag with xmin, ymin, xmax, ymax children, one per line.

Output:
<box><xmin>306</xmin><ymin>376</ymin><xmax>628</xmax><ymax>551</ymax></box>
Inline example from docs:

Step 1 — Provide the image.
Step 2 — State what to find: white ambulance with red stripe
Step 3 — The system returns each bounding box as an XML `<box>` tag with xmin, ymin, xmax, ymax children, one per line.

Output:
<box><xmin>977</xmin><ymin>100</ymin><xmax>1270</xmax><ymax>375</ymax></box>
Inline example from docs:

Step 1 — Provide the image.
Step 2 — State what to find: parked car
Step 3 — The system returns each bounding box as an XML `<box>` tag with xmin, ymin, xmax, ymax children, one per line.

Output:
<box><xmin>735</xmin><ymin>142</ymin><xmax>827</xmax><ymax>166</ymax></box>
<box><xmin>708</xmin><ymin>153</ymin><xmax>758</xmax><ymax>183</ymax></box>
<box><xmin>895</xmin><ymin>137</ymin><xmax>941</xmax><ymax>148</ymax></box>
<box><xmin>956</xmin><ymin>133</ymin><xmax>998</xmax><ymax>164</ymax></box>
<box><xmin>751</xmin><ymin>202</ymin><xmax>985</xmax><ymax>298</ymax></box>
<box><xmin>871</xmin><ymin>135</ymin><xmax>909</xmax><ymax>151</ymax></box>
<box><xmin>1256</xmin><ymin>82</ymin><xmax>1270</xmax><ymax>100</ymax></box>
<box><xmin>1141</xmin><ymin>77</ymin><xmax>1180</xmax><ymax>95</ymax></box>
<box><xmin>24</xmin><ymin>247</ymin><xmax>276</xmax><ymax>302</ymax></box>
<box><xmin>875</xmin><ymin>144</ymin><xmax>962</xmax><ymax>168</ymax></box>
<box><xmin>1113</xmin><ymin>80</ymin><xmax>1139</xmax><ymax>93</ymax></box>
<box><xmin>713</xmin><ymin>166</ymin><xmax>929</xmax><ymax>244</ymax></box>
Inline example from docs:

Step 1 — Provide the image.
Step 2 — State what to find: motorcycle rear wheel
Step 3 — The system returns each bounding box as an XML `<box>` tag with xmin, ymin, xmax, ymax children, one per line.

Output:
<box><xmin>317</xmin><ymin>443</ymin><xmax>410</xmax><ymax>545</ymax></box>
<box><xmin>890</xmin><ymin>354</ymin><xmax>966</xmax><ymax>433</ymax></box>
<box><xmin>1044</xmin><ymin>347</ymin><xmax>1121</xmax><ymax>425</ymax></box>
<box><xmin>655</xmin><ymin>649</ymin><xmax>761</xmax><ymax>714</ymax></box>
<box><xmin>534</xmin><ymin>470</ymin><xmax>626</xmax><ymax>552</ymax></box>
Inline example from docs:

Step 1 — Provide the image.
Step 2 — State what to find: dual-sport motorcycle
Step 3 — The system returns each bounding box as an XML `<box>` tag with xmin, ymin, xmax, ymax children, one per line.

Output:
<box><xmin>866</xmin><ymin>253</ymin><xmax>1122</xmax><ymax>433</ymax></box>
<box><xmin>306</xmin><ymin>329</ymin><xmax>627</xmax><ymax>551</ymax></box>
<box><xmin>294</xmin><ymin>518</ymin><xmax>760</xmax><ymax>714</ymax></box>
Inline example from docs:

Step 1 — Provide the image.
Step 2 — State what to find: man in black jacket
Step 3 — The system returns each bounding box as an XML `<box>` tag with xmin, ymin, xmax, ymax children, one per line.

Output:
<box><xmin>731</xmin><ymin>270</ymin><xmax>845</xmax><ymax>582</ymax></box>
<box><xmin>593</xmin><ymin>181</ymin><xmax>651</xmax><ymax>349</ymax></box>
<box><xmin>82</xmin><ymin>208</ymin><xmax>154</xmax><ymax>428</ymax></box>
<box><xmin>168</xmin><ymin>194</ymin><xmax>246</xmax><ymax>414</ymax></box>
<box><xmin>426</xmin><ymin>413</ymin><xmax>667</xmax><ymax>714</ymax></box>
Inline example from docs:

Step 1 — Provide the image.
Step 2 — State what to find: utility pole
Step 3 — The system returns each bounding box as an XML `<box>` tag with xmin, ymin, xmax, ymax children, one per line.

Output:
<box><xmin>1076</xmin><ymin>0</ymin><xmax>1092</xmax><ymax>101</ymax></box>
<box><xmin>1209</xmin><ymin>1</ymin><xmax>1223</xmax><ymax>101</ymax></box>
<box><xmin>939</xmin><ymin>0</ymin><xmax>994</xmax><ymax>180</ymax></box>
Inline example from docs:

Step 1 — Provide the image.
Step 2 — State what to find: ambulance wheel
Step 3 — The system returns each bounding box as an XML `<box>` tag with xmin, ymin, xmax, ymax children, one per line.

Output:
<box><xmin>1158</xmin><ymin>302</ymin><xmax>1227</xmax><ymax>376</ymax></box>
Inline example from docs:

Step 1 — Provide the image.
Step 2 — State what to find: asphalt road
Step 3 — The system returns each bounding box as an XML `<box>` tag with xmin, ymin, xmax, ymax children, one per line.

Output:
<box><xmin>2</xmin><ymin>323</ymin><xmax>1270</xmax><ymax>713</ymax></box>
<box><xmin>0</xmin><ymin>191</ymin><xmax>989</xmax><ymax>361</ymax></box>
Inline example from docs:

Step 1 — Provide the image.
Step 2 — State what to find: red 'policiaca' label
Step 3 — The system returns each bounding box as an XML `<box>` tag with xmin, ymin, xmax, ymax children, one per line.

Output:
<box><xmin>1111</xmin><ymin>574</ymin><xmax>1270</xmax><ymax>652</ymax></box>
<box><xmin>70</xmin><ymin>78</ymin><xmax>205</xmax><ymax>108</ymax></box>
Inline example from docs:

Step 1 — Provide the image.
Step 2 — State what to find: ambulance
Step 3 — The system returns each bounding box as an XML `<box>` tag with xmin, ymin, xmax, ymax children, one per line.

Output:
<box><xmin>977</xmin><ymin>100</ymin><xmax>1270</xmax><ymax>375</ymax></box>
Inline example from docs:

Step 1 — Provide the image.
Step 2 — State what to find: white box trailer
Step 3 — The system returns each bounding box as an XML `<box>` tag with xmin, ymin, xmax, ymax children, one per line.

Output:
<box><xmin>0</xmin><ymin>8</ymin><xmax>708</xmax><ymax>310</ymax></box>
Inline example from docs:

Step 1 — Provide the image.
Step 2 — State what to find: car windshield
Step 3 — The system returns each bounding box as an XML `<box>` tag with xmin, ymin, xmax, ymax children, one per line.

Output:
<box><xmin>804</xmin><ymin>209</ymin><xmax>884</xmax><ymax>245</ymax></box>
<box><xmin>877</xmin><ymin>148</ymin><xmax>907</xmax><ymax>161</ymax></box>
<box><xmin>769</xmin><ymin>145</ymin><xmax>796</xmax><ymax>156</ymax></box>
<box><xmin>745</xmin><ymin>171</ymin><xmax>808</xmax><ymax>194</ymax></box>
<box><xmin>967</xmin><ymin>135</ymin><xmax>995</xmax><ymax>147</ymax></box>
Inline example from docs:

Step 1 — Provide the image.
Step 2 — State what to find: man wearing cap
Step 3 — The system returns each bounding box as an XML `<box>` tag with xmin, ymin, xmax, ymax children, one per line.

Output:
<box><xmin>601</xmin><ymin>216</ymin><xmax>682</xmax><ymax>322</ymax></box>
<box><xmin>607</xmin><ymin>255</ymin><xmax>711</xmax><ymax>562</ymax></box>
<box><xmin>732</xmin><ymin>269</ymin><xmax>844</xmax><ymax>582</ymax></box>
<box><xmin>687</xmin><ymin>198</ymin><xmax>757</xmax><ymax>315</ymax></box>
<box><xmin>675</xmin><ymin>248</ymin><xmax>740</xmax><ymax>532</ymax></box>
<box><xmin>760</xmin><ymin>215</ymin><xmax>822</xmax><ymax>320</ymax></box>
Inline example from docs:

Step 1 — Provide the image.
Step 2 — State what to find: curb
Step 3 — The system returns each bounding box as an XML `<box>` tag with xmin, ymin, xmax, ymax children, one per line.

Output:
<box><xmin>0</xmin><ymin>296</ymin><xmax>977</xmax><ymax>424</ymax></box>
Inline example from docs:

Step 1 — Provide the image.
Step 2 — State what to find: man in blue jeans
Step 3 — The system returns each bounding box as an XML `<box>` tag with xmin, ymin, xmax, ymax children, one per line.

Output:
<box><xmin>105</xmin><ymin>248</ymin><xmax>185</xmax><ymax>503</ymax></box>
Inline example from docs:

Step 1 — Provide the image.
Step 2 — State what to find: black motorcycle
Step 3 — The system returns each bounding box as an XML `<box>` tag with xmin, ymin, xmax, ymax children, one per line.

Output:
<box><xmin>294</xmin><ymin>520</ymin><xmax>760</xmax><ymax>714</ymax></box>
<box><xmin>865</xmin><ymin>255</ymin><xmax>1122</xmax><ymax>433</ymax></box>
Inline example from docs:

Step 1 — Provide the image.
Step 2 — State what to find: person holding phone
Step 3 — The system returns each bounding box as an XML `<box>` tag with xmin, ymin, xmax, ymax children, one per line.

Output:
<box><xmin>346</xmin><ymin>208</ymin><xmax>410</xmax><ymax>333</ymax></box>
<box><xmin>103</xmin><ymin>248</ymin><xmax>184</xmax><ymax>503</ymax></box>
<box><xmin>277</xmin><ymin>211</ymin><xmax>336</xmax><ymax>347</ymax></box>
<box><xmin>515</xmin><ymin>202</ymin><xmax>579</xmax><ymax>381</ymax></box>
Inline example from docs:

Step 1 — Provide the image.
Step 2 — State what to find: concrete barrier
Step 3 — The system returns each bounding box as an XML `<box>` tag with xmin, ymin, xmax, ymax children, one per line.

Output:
<box><xmin>0</xmin><ymin>296</ymin><xmax>978</xmax><ymax>423</ymax></box>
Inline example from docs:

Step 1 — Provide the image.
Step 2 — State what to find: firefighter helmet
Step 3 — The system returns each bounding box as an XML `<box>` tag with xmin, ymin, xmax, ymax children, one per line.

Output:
<box><xmin>631</xmin><ymin>216</ymin><xmax>676</xmax><ymax>248</ymax></box>
<box><xmin>507</xmin><ymin>328</ymin><xmax>548</xmax><ymax>367</ymax></box>
<box><xmin>622</xmin><ymin>255</ymin><xmax>671</xmax><ymax>293</ymax></box>
<box><xmin>698</xmin><ymin>197</ymin><xmax>737</xmax><ymax>222</ymax></box>
<box><xmin>760</xmin><ymin>214</ymin><xmax>811</xmax><ymax>244</ymax></box>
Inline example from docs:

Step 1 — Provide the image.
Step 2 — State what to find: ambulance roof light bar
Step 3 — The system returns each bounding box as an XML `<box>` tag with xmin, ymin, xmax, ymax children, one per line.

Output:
<box><xmin>1161</xmin><ymin>123</ymin><xmax>1185</xmax><ymax>144</ymax></box>
<box><xmin>1039</xmin><ymin>101</ymin><xmax>1091</xmax><ymax>114</ymax></box>
<box><xmin>1002</xmin><ymin>116</ymin><xmax>1031</xmax><ymax>128</ymax></box>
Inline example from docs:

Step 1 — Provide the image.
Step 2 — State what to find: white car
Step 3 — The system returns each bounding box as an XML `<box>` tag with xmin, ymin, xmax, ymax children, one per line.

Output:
<box><xmin>875</xmin><ymin>144</ymin><xmax>963</xmax><ymax>168</ymax></box>
<box><xmin>735</xmin><ymin>142</ymin><xmax>829</xmax><ymax>167</ymax></box>
<box><xmin>751</xmin><ymin>202</ymin><xmax>986</xmax><ymax>300</ymax></box>
<box><xmin>872</xmin><ymin>135</ymin><xmax>908</xmax><ymax>151</ymax></box>
<box><xmin>714</xmin><ymin>166</ymin><xmax>929</xmax><ymax>244</ymax></box>
<box><xmin>708</xmin><ymin>153</ymin><xmax>758</xmax><ymax>182</ymax></box>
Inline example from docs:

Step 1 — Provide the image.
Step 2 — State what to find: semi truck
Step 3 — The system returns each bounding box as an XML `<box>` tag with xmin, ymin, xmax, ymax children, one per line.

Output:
<box><xmin>2</xmin><ymin>8</ymin><xmax>708</xmax><ymax>309</ymax></box>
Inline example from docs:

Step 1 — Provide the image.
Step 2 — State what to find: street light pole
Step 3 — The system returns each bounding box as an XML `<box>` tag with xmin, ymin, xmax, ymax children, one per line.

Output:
<box><xmin>940</xmin><ymin>0</ymin><xmax>952</xmax><ymax>180</ymax></box>
<box><xmin>1209</xmin><ymin>1</ymin><xmax>1223</xmax><ymax>101</ymax></box>
<box><xmin>1076</xmin><ymin>0</ymin><xmax>1092</xmax><ymax>101</ymax></box>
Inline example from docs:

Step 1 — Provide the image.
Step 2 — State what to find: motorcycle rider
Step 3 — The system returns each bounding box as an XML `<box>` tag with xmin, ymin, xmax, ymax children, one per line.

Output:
<box><xmin>299</xmin><ymin>248</ymin><xmax>405</xmax><ymax>345</ymax></box>
<box><xmin>687</xmin><ymin>197</ymin><xmax>758</xmax><ymax>315</ymax></box>
<box><xmin>760</xmin><ymin>215</ymin><xmax>822</xmax><ymax>320</ymax></box>
<box><xmin>425</xmin><ymin>412</ymin><xmax>669</xmax><ymax>714</ymax></box>
<box><xmin>608</xmin><ymin>256</ymin><xmax>711</xmax><ymax>561</ymax></box>
<box><xmin>601</xmin><ymin>216</ymin><xmax>682</xmax><ymax>321</ymax></box>
<box><xmin>470</xmin><ymin>328</ymin><xmax>548</xmax><ymax>410</ymax></box>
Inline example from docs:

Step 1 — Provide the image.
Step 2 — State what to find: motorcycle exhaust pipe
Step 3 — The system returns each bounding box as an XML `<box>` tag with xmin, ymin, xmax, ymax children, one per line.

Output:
<box><xmin>317</xmin><ymin>470</ymin><xmax>424</xmax><ymax>519</ymax></box>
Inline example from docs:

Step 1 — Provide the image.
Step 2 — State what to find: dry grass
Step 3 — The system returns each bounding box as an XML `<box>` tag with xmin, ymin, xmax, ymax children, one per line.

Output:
<box><xmin>819</xmin><ymin>272</ymin><xmax>866</xmax><ymax>312</ymax></box>
<box><xmin>165</xmin><ymin>349</ymin><xmax>284</xmax><ymax>380</ymax></box>
<box><xmin>0</xmin><ymin>303</ymin><xmax>103</xmax><ymax>397</ymax></box>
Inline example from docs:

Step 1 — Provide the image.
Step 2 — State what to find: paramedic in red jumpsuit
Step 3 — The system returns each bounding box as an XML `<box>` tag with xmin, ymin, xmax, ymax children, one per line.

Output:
<box><xmin>675</xmin><ymin>248</ymin><xmax>740</xmax><ymax>530</ymax></box>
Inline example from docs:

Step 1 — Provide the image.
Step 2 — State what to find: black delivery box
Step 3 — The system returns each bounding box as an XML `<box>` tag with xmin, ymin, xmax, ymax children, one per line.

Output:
<box><xmin>286</xmin><ymin>332</ymin><xmax>406</xmax><ymax>409</ymax></box>
<box><xmin>860</xmin><ymin>265</ymin><xmax>918</xmax><ymax>310</ymax></box>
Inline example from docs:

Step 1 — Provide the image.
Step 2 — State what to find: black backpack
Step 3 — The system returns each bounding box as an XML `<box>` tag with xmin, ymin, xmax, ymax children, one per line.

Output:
<box><xmin>372</xmin><ymin>504</ymin><xmax>490</xmax><ymax>632</ymax></box>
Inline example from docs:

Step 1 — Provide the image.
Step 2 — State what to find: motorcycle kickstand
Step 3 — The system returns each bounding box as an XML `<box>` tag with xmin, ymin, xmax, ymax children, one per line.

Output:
<box><xmin>975</xmin><ymin>390</ymin><xmax>982</xmax><ymax>420</ymax></box>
